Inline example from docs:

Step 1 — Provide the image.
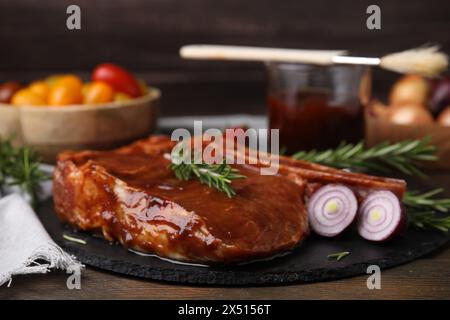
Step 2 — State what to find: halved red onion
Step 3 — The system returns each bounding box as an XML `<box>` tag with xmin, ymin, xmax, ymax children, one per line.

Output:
<box><xmin>357</xmin><ymin>190</ymin><xmax>405</xmax><ymax>242</ymax></box>
<box><xmin>308</xmin><ymin>184</ymin><xmax>358</xmax><ymax>237</ymax></box>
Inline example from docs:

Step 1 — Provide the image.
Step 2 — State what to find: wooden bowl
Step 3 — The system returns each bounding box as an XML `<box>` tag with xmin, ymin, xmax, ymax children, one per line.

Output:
<box><xmin>0</xmin><ymin>88</ymin><xmax>160</xmax><ymax>163</ymax></box>
<box><xmin>365</xmin><ymin>102</ymin><xmax>450</xmax><ymax>170</ymax></box>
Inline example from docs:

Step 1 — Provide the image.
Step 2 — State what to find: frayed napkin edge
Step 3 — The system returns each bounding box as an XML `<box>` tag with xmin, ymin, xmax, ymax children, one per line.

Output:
<box><xmin>0</xmin><ymin>242</ymin><xmax>84</xmax><ymax>287</ymax></box>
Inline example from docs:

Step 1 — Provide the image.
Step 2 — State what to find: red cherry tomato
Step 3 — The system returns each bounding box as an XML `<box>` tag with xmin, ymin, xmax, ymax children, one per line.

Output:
<box><xmin>0</xmin><ymin>81</ymin><xmax>22</xmax><ymax>103</ymax></box>
<box><xmin>91</xmin><ymin>63</ymin><xmax>141</xmax><ymax>98</ymax></box>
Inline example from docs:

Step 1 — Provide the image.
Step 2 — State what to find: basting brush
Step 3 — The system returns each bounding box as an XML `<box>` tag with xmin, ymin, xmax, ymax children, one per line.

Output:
<box><xmin>180</xmin><ymin>44</ymin><xmax>448</xmax><ymax>77</ymax></box>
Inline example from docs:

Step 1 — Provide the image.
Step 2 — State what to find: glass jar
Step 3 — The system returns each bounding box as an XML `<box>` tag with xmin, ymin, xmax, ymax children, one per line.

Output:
<box><xmin>267</xmin><ymin>63</ymin><xmax>371</xmax><ymax>154</ymax></box>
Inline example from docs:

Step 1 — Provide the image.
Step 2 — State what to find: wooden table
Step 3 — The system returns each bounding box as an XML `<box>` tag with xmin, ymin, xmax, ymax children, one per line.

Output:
<box><xmin>2</xmin><ymin>246</ymin><xmax>449</xmax><ymax>299</ymax></box>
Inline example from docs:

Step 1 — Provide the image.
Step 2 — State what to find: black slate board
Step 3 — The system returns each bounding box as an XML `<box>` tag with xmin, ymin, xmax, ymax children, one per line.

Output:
<box><xmin>38</xmin><ymin>198</ymin><xmax>449</xmax><ymax>286</ymax></box>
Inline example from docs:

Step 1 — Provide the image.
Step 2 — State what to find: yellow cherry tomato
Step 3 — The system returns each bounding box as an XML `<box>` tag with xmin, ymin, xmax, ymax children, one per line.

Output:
<box><xmin>138</xmin><ymin>79</ymin><xmax>149</xmax><ymax>95</ymax></box>
<box><xmin>82</xmin><ymin>82</ymin><xmax>91</xmax><ymax>97</ymax></box>
<box><xmin>57</xmin><ymin>75</ymin><xmax>83</xmax><ymax>91</ymax></box>
<box><xmin>11</xmin><ymin>89</ymin><xmax>46</xmax><ymax>106</ymax></box>
<box><xmin>48</xmin><ymin>75</ymin><xmax>83</xmax><ymax>106</ymax></box>
<box><xmin>83</xmin><ymin>81</ymin><xmax>114</xmax><ymax>104</ymax></box>
<box><xmin>114</xmin><ymin>92</ymin><xmax>132</xmax><ymax>102</ymax></box>
<box><xmin>28</xmin><ymin>81</ymin><xmax>49</xmax><ymax>99</ymax></box>
<box><xmin>45</xmin><ymin>74</ymin><xmax>64</xmax><ymax>88</ymax></box>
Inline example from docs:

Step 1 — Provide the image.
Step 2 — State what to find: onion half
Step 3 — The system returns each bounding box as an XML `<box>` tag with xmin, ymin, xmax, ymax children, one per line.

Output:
<box><xmin>357</xmin><ymin>190</ymin><xmax>405</xmax><ymax>242</ymax></box>
<box><xmin>308</xmin><ymin>184</ymin><xmax>358</xmax><ymax>237</ymax></box>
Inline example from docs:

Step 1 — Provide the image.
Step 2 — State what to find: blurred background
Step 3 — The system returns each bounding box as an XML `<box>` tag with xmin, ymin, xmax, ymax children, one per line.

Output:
<box><xmin>1</xmin><ymin>0</ymin><xmax>449</xmax><ymax>116</ymax></box>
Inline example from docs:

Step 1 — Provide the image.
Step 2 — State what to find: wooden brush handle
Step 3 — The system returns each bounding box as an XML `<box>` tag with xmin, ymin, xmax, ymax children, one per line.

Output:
<box><xmin>180</xmin><ymin>44</ymin><xmax>347</xmax><ymax>65</ymax></box>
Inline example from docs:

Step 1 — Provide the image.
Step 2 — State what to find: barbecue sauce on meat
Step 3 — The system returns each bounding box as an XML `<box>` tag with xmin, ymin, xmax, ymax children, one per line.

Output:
<box><xmin>54</xmin><ymin>145</ymin><xmax>308</xmax><ymax>263</ymax></box>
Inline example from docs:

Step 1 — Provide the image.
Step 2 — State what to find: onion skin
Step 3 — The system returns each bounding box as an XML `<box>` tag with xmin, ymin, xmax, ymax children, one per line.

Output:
<box><xmin>308</xmin><ymin>184</ymin><xmax>358</xmax><ymax>237</ymax></box>
<box><xmin>437</xmin><ymin>106</ymin><xmax>450</xmax><ymax>126</ymax></box>
<box><xmin>357</xmin><ymin>191</ymin><xmax>406</xmax><ymax>242</ymax></box>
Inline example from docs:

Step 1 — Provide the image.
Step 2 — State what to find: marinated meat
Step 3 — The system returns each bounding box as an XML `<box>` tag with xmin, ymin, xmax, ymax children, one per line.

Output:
<box><xmin>53</xmin><ymin>136</ymin><xmax>309</xmax><ymax>264</ymax></box>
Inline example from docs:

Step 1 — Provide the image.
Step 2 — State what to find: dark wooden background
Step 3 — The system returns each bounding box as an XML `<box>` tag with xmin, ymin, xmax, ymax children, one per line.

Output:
<box><xmin>1</xmin><ymin>0</ymin><xmax>449</xmax><ymax>116</ymax></box>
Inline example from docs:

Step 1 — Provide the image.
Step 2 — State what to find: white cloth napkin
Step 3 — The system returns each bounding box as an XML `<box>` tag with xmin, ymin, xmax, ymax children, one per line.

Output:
<box><xmin>0</xmin><ymin>165</ymin><xmax>83</xmax><ymax>287</ymax></box>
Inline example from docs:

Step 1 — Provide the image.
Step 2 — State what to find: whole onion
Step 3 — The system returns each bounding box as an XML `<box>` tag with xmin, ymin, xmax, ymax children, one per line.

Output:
<box><xmin>308</xmin><ymin>184</ymin><xmax>358</xmax><ymax>237</ymax></box>
<box><xmin>388</xmin><ymin>104</ymin><xmax>434</xmax><ymax>125</ymax></box>
<box><xmin>389</xmin><ymin>75</ymin><xmax>429</xmax><ymax>107</ymax></box>
<box><xmin>429</xmin><ymin>76</ymin><xmax>450</xmax><ymax>116</ymax></box>
<box><xmin>437</xmin><ymin>106</ymin><xmax>450</xmax><ymax>126</ymax></box>
<box><xmin>357</xmin><ymin>191</ymin><xmax>405</xmax><ymax>242</ymax></box>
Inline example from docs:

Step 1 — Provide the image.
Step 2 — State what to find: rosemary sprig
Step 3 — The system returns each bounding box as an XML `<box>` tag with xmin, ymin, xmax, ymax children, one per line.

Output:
<box><xmin>327</xmin><ymin>251</ymin><xmax>350</xmax><ymax>261</ymax></box>
<box><xmin>404</xmin><ymin>188</ymin><xmax>450</xmax><ymax>213</ymax></box>
<box><xmin>408</xmin><ymin>211</ymin><xmax>450</xmax><ymax>232</ymax></box>
<box><xmin>404</xmin><ymin>188</ymin><xmax>450</xmax><ymax>232</ymax></box>
<box><xmin>63</xmin><ymin>234</ymin><xmax>87</xmax><ymax>245</ymax></box>
<box><xmin>0</xmin><ymin>138</ymin><xmax>49</xmax><ymax>207</ymax></box>
<box><xmin>292</xmin><ymin>137</ymin><xmax>437</xmax><ymax>177</ymax></box>
<box><xmin>169</xmin><ymin>149</ymin><xmax>246</xmax><ymax>198</ymax></box>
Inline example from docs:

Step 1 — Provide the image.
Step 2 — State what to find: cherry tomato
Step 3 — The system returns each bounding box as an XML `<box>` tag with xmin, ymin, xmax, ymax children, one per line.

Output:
<box><xmin>11</xmin><ymin>89</ymin><xmax>46</xmax><ymax>106</ymax></box>
<box><xmin>92</xmin><ymin>63</ymin><xmax>141</xmax><ymax>97</ymax></box>
<box><xmin>45</xmin><ymin>74</ymin><xmax>64</xmax><ymax>88</ymax></box>
<box><xmin>57</xmin><ymin>75</ymin><xmax>83</xmax><ymax>91</ymax></box>
<box><xmin>114</xmin><ymin>92</ymin><xmax>132</xmax><ymax>102</ymax></box>
<box><xmin>48</xmin><ymin>75</ymin><xmax>83</xmax><ymax>106</ymax></box>
<box><xmin>138</xmin><ymin>79</ymin><xmax>149</xmax><ymax>95</ymax></box>
<box><xmin>83</xmin><ymin>81</ymin><xmax>114</xmax><ymax>104</ymax></box>
<box><xmin>29</xmin><ymin>81</ymin><xmax>49</xmax><ymax>99</ymax></box>
<box><xmin>0</xmin><ymin>81</ymin><xmax>22</xmax><ymax>103</ymax></box>
<box><xmin>82</xmin><ymin>82</ymin><xmax>91</xmax><ymax>96</ymax></box>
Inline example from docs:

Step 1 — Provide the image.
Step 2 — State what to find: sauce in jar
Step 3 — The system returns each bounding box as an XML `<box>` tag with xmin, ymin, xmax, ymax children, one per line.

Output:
<box><xmin>268</xmin><ymin>90</ymin><xmax>364</xmax><ymax>153</ymax></box>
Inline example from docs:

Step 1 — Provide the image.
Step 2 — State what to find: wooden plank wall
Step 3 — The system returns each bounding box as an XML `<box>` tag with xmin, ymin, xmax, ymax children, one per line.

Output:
<box><xmin>1</xmin><ymin>0</ymin><xmax>449</xmax><ymax>115</ymax></box>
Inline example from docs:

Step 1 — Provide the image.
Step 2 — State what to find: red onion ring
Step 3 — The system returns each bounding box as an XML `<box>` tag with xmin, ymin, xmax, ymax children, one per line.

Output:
<box><xmin>357</xmin><ymin>190</ymin><xmax>404</xmax><ymax>242</ymax></box>
<box><xmin>308</xmin><ymin>184</ymin><xmax>358</xmax><ymax>237</ymax></box>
